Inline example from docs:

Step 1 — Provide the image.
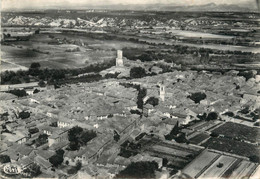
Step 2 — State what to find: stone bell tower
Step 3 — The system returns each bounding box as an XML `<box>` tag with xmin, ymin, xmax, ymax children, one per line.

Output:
<box><xmin>159</xmin><ymin>81</ymin><xmax>165</xmax><ymax>102</ymax></box>
<box><xmin>116</xmin><ymin>50</ymin><xmax>124</xmax><ymax>67</ymax></box>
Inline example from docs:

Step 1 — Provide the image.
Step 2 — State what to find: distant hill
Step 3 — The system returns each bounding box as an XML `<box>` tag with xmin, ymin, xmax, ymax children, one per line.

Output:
<box><xmin>87</xmin><ymin>3</ymin><xmax>258</xmax><ymax>12</ymax></box>
<box><xmin>3</xmin><ymin>2</ymin><xmax>259</xmax><ymax>12</ymax></box>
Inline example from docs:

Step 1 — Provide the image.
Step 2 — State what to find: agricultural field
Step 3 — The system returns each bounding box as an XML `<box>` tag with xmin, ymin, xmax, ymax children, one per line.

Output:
<box><xmin>182</xmin><ymin>150</ymin><xmax>220</xmax><ymax>178</ymax></box>
<box><xmin>182</xmin><ymin>150</ymin><xmax>259</xmax><ymax>179</ymax></box>
<box><xmin>212</xmin><ymin>122</ymin><xmax>260</xmax><ymax>143</ymax></box>
<box><xmin>151</xmin><ymin>145</ymin><xmax>192</xmax><ymax>158</ymax></box>
<box><xmin>199</xmin><ymin>155</ymin><xmax>237</xmax><ymax>178</ymax></box>
<box><xmin>1</xmin><ymin>32</ymin><xmax>150</xmax><ymax>71</ymax></box>
<box><xmin>2</xmin><ymin>10</ymin><xmax>260</xmax><ymax>74</ymax></box>
<box><xmin>136</xmin><ymin>136</ymin><xmax>202</xmax><ymax>169</ymax></box>
<box><xmin>189</xmin><ymin>133</ymin><xmax>210</xmax><ymax>145</ymax></box>
<box><xmin>1</xmin><ymin>60</ymin><xmax>29</xmax><ymax>72</ymax></box>
<box><xmin>202</xmin><ymin>137</ymin><xmax>260</xmax><ymax>158</ymax></box>
<box><xmin>229</xmin><ymin>160</ymin><xmax>258</xmax><ymax>179</ymax></box>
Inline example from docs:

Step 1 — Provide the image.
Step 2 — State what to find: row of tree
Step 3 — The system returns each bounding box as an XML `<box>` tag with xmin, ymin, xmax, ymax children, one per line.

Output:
<box><xmin>116</xmin><ymin>161</ymin><xmax>159</xmax><ymax>178</ymax></box>
<box><xmin>1</xmin><ymin>60</ymin><xmax>115</xmax><ymax>85</ymax></box>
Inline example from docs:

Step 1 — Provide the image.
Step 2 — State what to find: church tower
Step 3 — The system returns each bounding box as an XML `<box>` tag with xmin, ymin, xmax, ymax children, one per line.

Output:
<box><xmin>159</xmin><ymin>81</ymin><xmax>165</xmax><ymax>102</ymax></box>
<box><xmin>116</xmin><ymin>50</ymin><xmax>124</xmax><ymax>67</ymax></box>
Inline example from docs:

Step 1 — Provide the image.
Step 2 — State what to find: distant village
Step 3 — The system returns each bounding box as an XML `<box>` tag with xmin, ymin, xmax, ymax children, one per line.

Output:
<box><xmin>0</xmin><ymin>50</ymin><xmax>260</xmax><ymax>178</ymax></box>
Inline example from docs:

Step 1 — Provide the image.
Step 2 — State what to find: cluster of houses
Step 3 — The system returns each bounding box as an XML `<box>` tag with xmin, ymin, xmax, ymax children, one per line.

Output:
<box><xmin>0</xmin><ymin>55</ymin><xmax>259</xmax><ymax>177</ymax></box>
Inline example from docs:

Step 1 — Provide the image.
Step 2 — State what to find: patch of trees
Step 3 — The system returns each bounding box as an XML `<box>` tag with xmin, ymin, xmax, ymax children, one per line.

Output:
<box><xmin>237</xmin><ymin>107</ymin><xmax>259</xmax><ymax>121</ymax></box>
<box><xmin>197</xmin><ymin>112</ymin><xmax>219</xmax><ymax>121</ymax></box>
<box><xmin>22</xmin><ymin>163</ymin><xmax>41</xmax><ymax>177</ymax></box>
<box><xmin>119</xmin><ymin>82</ymin><xmax>140</xmax><ymax>89</ymax></box>
<box><xmin>165</xmin><ymin>121</ymin><xmax>188</xmax><ymax>143</ymax></box>
<box><xmin>104</xmin><ymin>72</ymin><xmax>120</xmax><ymax>79</ymax></box>
<box><xmin>119</xmin><ymin>83</ymin><xmax>147</xmax><ymax>111</ymax></box>
<box><xmin>135</xmin><ymin>133</ymin><xmax>146</xmax><ymax>141</ymax></box>
<box><xmin>58</xmin><ymin>74</ymin><xmax>103</xmax><ymax>85</ymax></box>
<box><xmin>119</xmin><ymin>140</ymin><xmax>140</xmax><ymax>158</ymax></box>
<box><xmin>122</xmin><ymin>48</ymin><xmax>160</xmax><ymax>62</ymax></box>
<box><xmin>157</xmin><ymin>63</ymin><xmax>174</xmax><ymax>73</ymax></box>
<box><xmin>206</xmin><ymin>112</ymin><xmax>219</xmax><ymax>120</ymax></box>
<box><xmin>120</xmin><ymin>47</ymin><xmax>143</xmax><ymax>60</ymax></box>
<box><xmin>130</xmin><ymin>67</ymin><xmax>146</xmax><ymax>79</ymax></box>
<box><xmin>114</xmin><ymin>130</ymin><xmax>120</xmax><ymax>142</ymax></box>
<box><xmin>65</xmin><ymin>47</ymin><xmax>80</xmax><ymax>52</ymax></box>
<box><xmin>137</xmin><ymin>53</ymin><xmax>154</xmax><ymax>62</ymax></box>
<box><xmin>130</xmin><ymin>109</ymin><xmax>142</xmax><ymax>115</ymax></box>
<box><xmin>49</xmin><ymin>149</ymin><xmax>65</xmax><ymax>167</ymax></box>
<box><xmin>238</xmin><ymin>70</ymin><xmax>255</xmax><ymax>81</ymax></box>
<box><xmin>137</xmin><ymin>87</ymin><xmax>147</xmax><ymax>110</ymax></box>
<box><xmin>35</xmin><ymin>134</ymin><xmax>48</xmax><ymax>147</ymax></box>
<box><xmin>217</xmin><ymin>162</ymin><xmax>224</xmax><ymax>168</ymax></box>
<box><xmin>0</xmin><ymin>112</ymin><xmax>9</xmax><ymax>121</ymax></box>
<box><xmin>9</xmin><ymin>76</ymin><xmax>21</xmax><ymax>84</ymax></box>
<box><xmin>223</xmin><ymin>111</ymin><xmax>234</xmax><ymax>117</ymax></box>
<box><xmin>67</xmin><ymin>161</ymin><xmax>82</xmax><ymax>174</ymax></box>
<box><xmin>0</xmin><ymin>155</ymin><xmax>11</xmax><ymax>163</ymax></box>
<box><xmin>50</xmin><ymin>122</ymin><xmax>58</xmax><ymax>127</ymax></box>
<box><xmin>119</xmin><ymin>148</ymin><xmax>138</xmax><ymax>158</ymax></box>
<box><xmin>1</xmin><ymin>71</ymin><xmax>22</xmax><ymax>84</ymax></box>
<box><xmin>249</xmin><ymin>155</ymin><xmax>259</xmax><ymax>163</ymax></box>
<box><xmin>239</xmin><ymin>106</ymin><xmax>250</xmax><ymax>115</ymax></box>
<box><xmin>67</xmin><ymin>126</ymin><xmax>97</xmax><ymax>151</ymax></box>
<box><xmin>28</xmin><ymin>127</ymin><xmax>39</xmax><ymax>134</ymax></box>
<box><xmin>165</xmin><ymin>121</ymin><xmax>179</xmax><ymax>140</ymax></box>
<box><xmin>9</xmin><ymin>89</ymin><xmax>27</xmax><ymax>97</ymax></box>
<box><xmin>188</xmin><ymin>92</ymin><xmax>207</xmax><ymax>104</ymax></box>
<box><xmin>210</xmin><ymin>132</ymin><xmax>219</xmax><ymax>138</ymax></box>
<box><xmin>249</xmin><ymin>111</ymin><xmax>259</xmax><ymax>122</ymax></box>
<box><xmin>254</xmin><ymin>122</ymin><xmax>260</xmax><ymax>126</ymax></box>
<box><xmin>19</xmin><ymin>111</ymin><xmax>30</xmax><ymax>119</ymax></box>
<box><xmin>145</xmin><ymin>97</ymin><xmax>159</xmax><ymax>107</ymax></box>
<box><xmin>33</xmin><ymin>89</ymin><xmax>40</xmax><ymax>94</ymax></box>
<box><xmin>116</xmin><ymin>161</ymin><xmax>159</xmax><ymax>178</ymax></box>
<box><xmin>1</xmin><ymin>60</ymin><xmax>115</xmax><ymax>85</ymax></box>
<box><xmin>70</xmin><ymin>59</ymin><xmax>115</xmax><ymax>76</ymax></box>
<box><xmin>38</xmin><ymin>80</ymin><xmax>46</xmax><ymax>87</ymax></box>
<box><xmin>35</xmin><ymin>29</ymin><xmax>40</xmax><ymax>34</ymax></box>
<box><xmin>30</xmin><ymin>62</ymin><xmax>41</xmax><ymax>69</ymax></box>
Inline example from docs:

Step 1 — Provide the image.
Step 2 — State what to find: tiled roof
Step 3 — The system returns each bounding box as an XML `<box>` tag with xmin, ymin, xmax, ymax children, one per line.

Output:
<box><xmin>34</xmin><ymin>156</ymin><xmax>52</xmax><ymax>169</ymax></box>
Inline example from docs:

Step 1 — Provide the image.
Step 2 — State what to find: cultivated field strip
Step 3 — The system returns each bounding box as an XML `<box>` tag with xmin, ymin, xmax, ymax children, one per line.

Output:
<box><xmin>221</xmin><ymin>158</ymin><xmax>243</xmax><ymax>178</ymax></box>
<box><xmin>150</xmin><ymin>145</ymin><xmax>191</xmax><ymax>158</ymax></box>
<box><xmin>229</xmin><ymin>160</ymin><xmax>258</xmax><ymax>179</ymax></box>
<box><xmin>182</xmin><ymin>150</ymin><xmax>220</xmax><ymax>178</ymax></box>
<box><xmin>198</xmin><ymin>155</ymin><xmax>237</xmax><ymax>179</ymax></box>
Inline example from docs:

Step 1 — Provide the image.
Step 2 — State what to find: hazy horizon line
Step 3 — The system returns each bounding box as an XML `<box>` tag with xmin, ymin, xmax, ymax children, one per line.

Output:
<box><xmin>2</xmin><ymin>2</ymin><xmax>259</xmax><ymax>12</ymax></box>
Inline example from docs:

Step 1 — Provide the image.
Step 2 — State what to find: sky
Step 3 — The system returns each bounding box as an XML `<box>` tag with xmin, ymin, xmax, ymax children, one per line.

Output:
<box><xmin>1</xmin><ymin>0</ymin><xmax>255</xmax><ymax>10</ymax></box>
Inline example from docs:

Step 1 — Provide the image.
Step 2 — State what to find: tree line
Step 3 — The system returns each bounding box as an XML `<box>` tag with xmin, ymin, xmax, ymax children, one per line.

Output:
<box><xmin>1</xmin><ymin>60</ymin><xmax>115</xmax><ymax>85</ymax></box>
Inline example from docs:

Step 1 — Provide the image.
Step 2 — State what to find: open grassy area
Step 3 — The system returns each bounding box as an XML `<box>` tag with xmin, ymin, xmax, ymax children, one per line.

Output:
<box><xmin>212</xmin><ymin>122</ymin><xmax>260</xmax><ymax>143</ymax></box>
<box><xmin>202</xmin><ymin>137</ymin><xmax>260</xmax><ymax>158</ymax></box>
